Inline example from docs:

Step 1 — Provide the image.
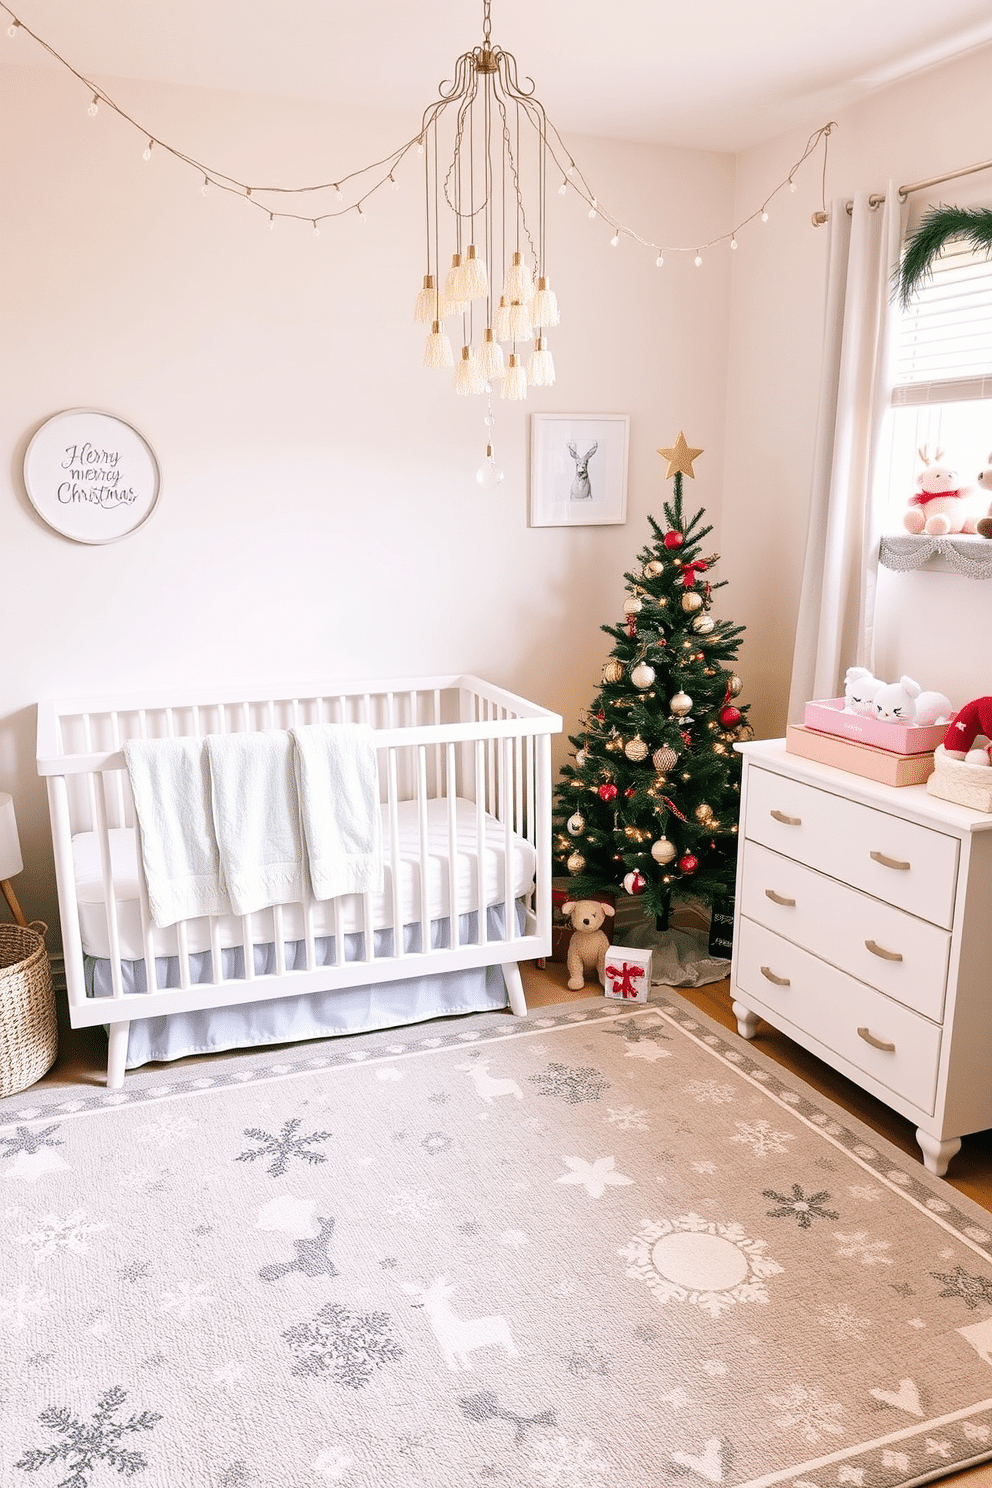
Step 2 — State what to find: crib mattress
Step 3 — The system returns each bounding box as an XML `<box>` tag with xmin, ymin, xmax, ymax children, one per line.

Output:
<box><xmin>72</xmin><ymin>796</ymin><xmax>537</xmax><ymax>961</ymax></box>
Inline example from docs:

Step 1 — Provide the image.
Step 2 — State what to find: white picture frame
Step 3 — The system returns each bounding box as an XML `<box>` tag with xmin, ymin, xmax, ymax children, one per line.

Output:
<box><xmin>529</xmin><ymin>412</ymin><xmax>629</xmax><ymax>527</ymax></box>
<box><xmin>23</xmin><ymin>408</ymin><xmax>160</xmax><ymax>544</ymax></box>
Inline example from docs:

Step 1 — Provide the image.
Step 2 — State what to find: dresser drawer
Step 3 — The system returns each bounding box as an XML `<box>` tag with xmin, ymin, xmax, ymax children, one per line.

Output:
<box><xmin>735</xmin><ymin>917</ymin><xmax>942</xmax><ymax>1114</ymax></box>
<box><xmin>744</xmin><ymin>766</ymin><xmax>959</xmax><ymax>928</ymax></box>
<box><xmin>739</xmin><ymin>840</ymin><xmax>951</xmax><ymax>1021</ymax></box>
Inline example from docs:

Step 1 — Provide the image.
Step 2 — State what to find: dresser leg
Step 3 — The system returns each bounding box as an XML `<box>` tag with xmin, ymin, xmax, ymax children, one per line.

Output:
<box><xmin>916</xmin><ymin>1129</ymin><xmax>962</xmax><ymax>1177</ymax></box>
<box><xmin>732</xmin><ymin>1000</ymin><xmax>760</xmax><ymax>1040</ymax></box>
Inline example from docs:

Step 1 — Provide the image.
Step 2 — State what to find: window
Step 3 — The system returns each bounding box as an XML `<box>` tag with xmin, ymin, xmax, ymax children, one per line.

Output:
<box><xmin>880</xmin><ymin>233</ymin><xmax>992</xmax><ymax>536</ymax></box>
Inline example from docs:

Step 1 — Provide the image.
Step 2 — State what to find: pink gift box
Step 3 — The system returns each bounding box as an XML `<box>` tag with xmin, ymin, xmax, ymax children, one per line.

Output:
<box><xmin>803</xmin><ymin>698</ymin><xmax>948</xmax><ymax>755</ymax></box>
<box><xmin>604</xmin><ymin>946</ymin><xmax>652</xmax><ymax>1002</ymax></box>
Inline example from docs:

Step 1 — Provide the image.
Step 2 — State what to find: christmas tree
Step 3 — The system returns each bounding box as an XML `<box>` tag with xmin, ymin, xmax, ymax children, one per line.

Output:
<box><xmin>552</xmin><ymin>434</ymin><xmax>753</xmax><ymax>925</ymax></box>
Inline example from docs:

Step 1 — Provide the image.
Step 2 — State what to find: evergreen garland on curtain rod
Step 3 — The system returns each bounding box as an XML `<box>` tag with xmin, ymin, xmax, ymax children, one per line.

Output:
<box><xmin>898</xmin><ymin>204</ymin><xmax>992</xmax><ymax>305</ymax></box>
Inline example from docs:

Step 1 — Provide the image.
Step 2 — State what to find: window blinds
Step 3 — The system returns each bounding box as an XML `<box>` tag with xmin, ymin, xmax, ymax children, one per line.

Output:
<box><xmin>892</xmin><ymin>237</ymin><xmax>992</xmax><ymax>406</ymax></box>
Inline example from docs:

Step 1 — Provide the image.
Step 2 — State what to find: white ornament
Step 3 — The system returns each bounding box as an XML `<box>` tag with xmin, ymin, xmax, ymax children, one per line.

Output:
<box><xmin>567</xmin><ymin>812</ymin><xmax>586</xmax><ymax>834</ymax></box>
<box><xmin>651</xmin><ymin>837</ymin><xmax>677</xmax><ymax>864</ymax></box>
<box><xmin>630</xmin><ymin>663</ymin><xmax>656</xmax><ymax>689</ymax></box>
<box><xmin>670</xmin><ymin>691</ymin><xmax>693</xmax><ymax>717</ymax></box>
<box><xmin>623</xmin><ymin>597</ymin><xmax>643</xmax><ymax>616</ymax></box>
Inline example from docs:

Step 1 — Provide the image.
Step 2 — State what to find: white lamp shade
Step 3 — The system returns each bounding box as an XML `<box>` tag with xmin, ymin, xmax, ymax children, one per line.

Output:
<box><xmin>0</xmin><ymin>793</ymin><xmax>23</xmax><ymax>880</ymax></box>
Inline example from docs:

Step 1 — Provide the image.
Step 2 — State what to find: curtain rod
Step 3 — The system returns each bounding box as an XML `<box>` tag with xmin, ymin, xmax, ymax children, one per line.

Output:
<box><xmin>811</xmin><ymin>154</ymin><xmax>992</xmax><ymax>225</ymax></box>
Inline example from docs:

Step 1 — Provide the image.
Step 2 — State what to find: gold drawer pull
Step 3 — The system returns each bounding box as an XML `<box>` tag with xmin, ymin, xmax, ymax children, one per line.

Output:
<box><xmin>857</xmin><ymin>1026</ymin><xmax>896</xmax><ymax>1053</ymax></box>
<box><xmin>770</xmin><ymin>809</ymin><xmax>802</xmax><ymax>826</ymax></box>
<box><xmin>865</xmin><ymin>938</ymin><xmax>903</xmax><ymax>963</ymax></box>
<box><xmin>765</xmin><ymin>888</ymin><xmax>796</xmax><ymax>907</ymax></box>
<box><xmin>870</xmin><ymin>850</ymin><xmax>911</xmax><ymax>872</ymax></box>
<box><xmin>760</xmin><ymin>965</ymin><xmax>791</xmax><ymax>987</ymax></box>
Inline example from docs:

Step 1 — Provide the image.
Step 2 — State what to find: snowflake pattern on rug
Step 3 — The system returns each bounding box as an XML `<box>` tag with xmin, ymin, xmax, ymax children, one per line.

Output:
<box><xmin>15</xmin><ymin>1385</ymin><xmax>161</xmax><ymax>1486</ymax></box>
<box><xmin>930</xmin><ymin>1265</ymin><xmax>992</xmax><ymax>1310</ymax></box>
<box><xmin>528</xmin><ymin>1064</ymin><xmax>610</xmax><ymax>1104</ymax></box>
<box><xmin>620</xmin><ymin>1213</ymin><xmax>784</xmax><ymax>1317</ymax></box>
<box><xmin>283</xmin><ymin>1302</ymin><xmax>404</xmax><ymax>1386</ymax></box>
<box><xmin>235</xmin><ymin>1118</ymin><xmax>331</xmax><ymax>1177</ymax></box>
<box><xmin>764</xmin><ymin>1184</ymin><xmax>839</xmax><ymax>1229</ymax></box>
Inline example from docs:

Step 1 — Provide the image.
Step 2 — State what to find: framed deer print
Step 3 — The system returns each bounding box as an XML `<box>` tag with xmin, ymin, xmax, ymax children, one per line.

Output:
<box><xmin>529</xmin><ymin>413</ymin><xmax>629</xmax><ymax>527</ymax></box>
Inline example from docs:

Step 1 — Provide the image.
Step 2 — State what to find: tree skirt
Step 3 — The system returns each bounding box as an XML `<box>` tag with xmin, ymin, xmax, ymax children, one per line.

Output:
<box><xmin>3</xmin><ymin>991</ymin><xmax>992</xmax><ymax>1487</ymax></box>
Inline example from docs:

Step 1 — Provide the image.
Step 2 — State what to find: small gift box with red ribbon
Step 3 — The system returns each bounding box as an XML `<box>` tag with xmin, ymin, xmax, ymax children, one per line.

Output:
<box><xmin>603</xmin><ymin>945</ymin><xmax>653</xmax><ymax>1003</ymax></box>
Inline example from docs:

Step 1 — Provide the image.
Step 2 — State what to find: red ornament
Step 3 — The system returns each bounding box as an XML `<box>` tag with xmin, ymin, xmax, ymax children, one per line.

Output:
<box><xmin>598</xmin><ymin>783</ymin><xmax>618</xmax><ymax>801</ymax></box>
<box><xmin>680</xmin><ymin>730</ymin><xmax>692</xmax><ymax>747</ymax></box>
<box><xmin>623</xmin><ymin>871</ymin><xmax>647</xmax><ymax>895</ymax></box>
<box><xmin>664</xmin><ymin>530</ymin><xmax>684</xmax><ymax>550</ymax></box>
<box><xmin>678</xmin><ymin>854</ymin><xmax>699</xmax><ymax>875</ymax></box>
<box><xmin>624</xmin><ymin>786</ymin><xmax>635</xmax><ymax>797</ymax></box>
<box><xmin>719</xmin><ymin>706</ymin><xmax>742</xmax><ymax>728</ymax></box>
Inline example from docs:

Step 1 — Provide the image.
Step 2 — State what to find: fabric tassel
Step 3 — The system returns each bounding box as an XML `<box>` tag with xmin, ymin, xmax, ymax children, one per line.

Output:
<box><xmin>463</xmin><ymin>245</ymin><xmax>489</xmax><ymax>299</ymax></box>
<box><xmin>493</xmin><ymin>295</ymin><xmax>513</xmax><ymax>342</ymax></box>
<box><xmin>528</xmin><ymin>337</ymin><xmax>556</xmax><ymax>386</ymax></box>
<box><xmin>502</xmin><ymin>250</ymin><xmax>533</xmax><ymax>303</ymax></box>
<box><xmin>423</xmin><ymin>321</ymin><xmax>454</xmax><ymax>369</ymax></box>
<box><xmin>500</xmin><ymin>353</ymin><xmax>528</xmax><ymax>400</ymax></box>
<box><xmin>478</xmin><ymin>328</ymin><xmax>505</xmax><ymax>379</ymax></box>
<box><xmin>508</xmin><ymin>300</ymin><xmax>533</xmax><ymax>342</ymax></box>
<box><xmin>413</xmin><ymin>273</ymin><xmax>439</xmax><ymax>323</ymax></box>
<box><xmin>454</xmin><ymin>345</ymin><xmax>485</xmax><ymax>395</ymax></box>
<box><xmin>531</xmin><ymin>275</ymin><xmax>560</xmax><ymax>328</ymax></box>
<box><xmin>444</xmin><ymin>252</ymin><xmax>470</xmax><ymax>315</ymax></box>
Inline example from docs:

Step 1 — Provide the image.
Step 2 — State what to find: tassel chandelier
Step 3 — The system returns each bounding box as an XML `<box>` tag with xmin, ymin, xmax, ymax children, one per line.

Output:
<box><xmin>414</xmin><ymin>0</ymin><xmax>565</xmax><ymax>404</ymax></box>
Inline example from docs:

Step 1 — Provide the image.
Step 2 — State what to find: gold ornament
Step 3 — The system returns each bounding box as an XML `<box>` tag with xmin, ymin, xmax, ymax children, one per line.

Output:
<box><xmin>644</xmin><ymin>559</ymin><xmax>664</xmax><ymax>578</ymax></box>
<box><xmin>630</xmin><ymin>662</ymin><xmax>656</xmax><ymax>689</ymax></box>
<box><xmin>606</xmin><ymin>737</ymin><xmax>625</xmax><ymax>752</ymax></box>
<box><xmin>692</xmin><ymin>614</ymin><xmax>715</xmax><ymax>634</ymax></box>
<box><xmin>625</xmin><ymin>735</ymin><xmax>649</xmax><ymax>761</ymax></box>
<box><xmin>736</xmin><ymin>723</ymin><xmax>755</xmax><ymax>741</ymax></box>
<box><xmin>653</xmin><ymin>746</ymin><xmax>678</xmax><ymax>770</ymax></box>
<box><xmin>567</xmin><ymin>812</ymin><xmax>586</xmax><ymax>835</ymax></box>
<box><xmin>729</xmin><ymin>675</ymin><xmax>743</xmax><ymax>696</ymax></box>
<box><xmin>681</xmin><ymin>592</ymin><xmax>703</xmax><ymax>613</ymax></box>
<box><xmin>695</xmin><ymin>803</ymin><xmax>714</xmax><ymax>823</ymax></box>
<box><xmin>670</xmin><ymin>691</ymin><xmax>692</xmax><ymax>717</ymax></box>
<box><xmin>567</xmin><ymin>851</ymin><xmax>586</xmax><ymax>874</ymax></box>
<box><xmin>602</xmin><ymin>660</ymin><xmax>624</xmax><ymax>684</ymax></box>
<box><xmin>575</xmin><ymin>748</ymin><xmax>587</xmax><ymax>766</ymax></box>
<box><xmin>623</xmin><ymin>597</ymin><xmax>642</xmax><ymax>616</ymax></box>
<box><xmin>657</xmin><ymin>431</ymin><xmax>704</xmax><ymax>479</ymax></box>
<box><xmin>651</xmin><ymin>836</ymin><xmax>677</xmax><ymax>864</ymax></box>
<box><xmin>713</xmin><ymin>743</ymin><xmax>727</xmax><ymax>755</ymax></box>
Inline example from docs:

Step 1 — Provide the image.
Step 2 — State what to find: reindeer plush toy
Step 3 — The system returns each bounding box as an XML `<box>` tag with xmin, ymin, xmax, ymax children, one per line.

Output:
<box><xmin>905</xmin><ymin>447</ymin><xmax>978</xmax><ymax>536</ymax></box>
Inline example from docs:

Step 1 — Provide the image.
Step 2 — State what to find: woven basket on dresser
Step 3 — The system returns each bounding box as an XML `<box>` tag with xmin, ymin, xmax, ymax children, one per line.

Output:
<box><xmin>0</xmin><ymin>922</ymin><xmax>57</xmax><ymax>1098</ymax></box>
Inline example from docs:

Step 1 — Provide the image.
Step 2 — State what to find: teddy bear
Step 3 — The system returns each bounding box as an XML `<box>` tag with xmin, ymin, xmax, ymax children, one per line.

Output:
<box><xmin>904</xmin><ymin>447</ymin><xmax>979</xmax><ymax>536</ymax></box>
<box><xmin>871</xmin><ymin>676</ymin><xmax>952</xmax><ymax>726</ymax></box>
<box><xmin>561</xmin><ymin>899</ymin><xmax>615</xmax><ymax>991</ymax></box>
<box><xmin>844</xmin><ymin>666</ymin><xmax>882</xmax><ymax>715</ymax></box>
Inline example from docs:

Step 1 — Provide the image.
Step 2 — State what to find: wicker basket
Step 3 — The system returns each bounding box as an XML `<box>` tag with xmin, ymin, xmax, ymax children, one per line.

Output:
<box><xmin>0</xmin><ymin>922</ymin><xmax>57</xmax><ymax>1098</ymax></box>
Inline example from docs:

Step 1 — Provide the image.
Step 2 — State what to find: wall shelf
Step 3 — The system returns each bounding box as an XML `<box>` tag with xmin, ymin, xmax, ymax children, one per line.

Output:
<box><xmin>879</xmin><ymin>533</ymin><xmax>992</xmax><ymax>579</ymax></box>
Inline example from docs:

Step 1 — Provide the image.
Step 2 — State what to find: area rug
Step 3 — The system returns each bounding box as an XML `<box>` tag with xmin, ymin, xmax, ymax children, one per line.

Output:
<box><xmin>4</xmin><ymin>991</ymin><xmax>992</xmax><ymax>1488</ymax></box>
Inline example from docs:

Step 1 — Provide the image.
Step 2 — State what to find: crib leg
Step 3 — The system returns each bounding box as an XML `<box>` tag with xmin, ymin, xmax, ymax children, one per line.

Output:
<box><xmin>502</xmin><ymin>961</ymin><xmax>528</xmax><ymax>1018</ymax></box>
<box><xmin>106</xmin><ymin>1021</ymin><xmax>131</xmax><ymax>1089</ymax></box>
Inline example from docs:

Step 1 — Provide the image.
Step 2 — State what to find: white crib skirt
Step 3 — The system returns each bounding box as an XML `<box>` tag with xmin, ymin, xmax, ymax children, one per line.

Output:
<box><xmin>84</xmin><ymin>903</ymin><xmax>521</xmax><ymax>1069</ymax></box>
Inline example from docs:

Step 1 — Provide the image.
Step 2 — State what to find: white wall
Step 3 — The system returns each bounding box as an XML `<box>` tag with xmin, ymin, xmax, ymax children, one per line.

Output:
<box><xmin>725</xmin><ymin>44</ymin><xmax>992</xmax><ymax>737</ymax></box>
<box><xmin>0</xmin><ymin>64</ymin><xmax>735</xmax><ymax>938</ymax></box>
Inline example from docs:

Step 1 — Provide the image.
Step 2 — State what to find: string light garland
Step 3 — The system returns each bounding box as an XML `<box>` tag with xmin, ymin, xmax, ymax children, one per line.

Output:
<box><xmin>2</xmin><ymin>0</ymin><xmax>834</xmax><ymax>468</ymax></box>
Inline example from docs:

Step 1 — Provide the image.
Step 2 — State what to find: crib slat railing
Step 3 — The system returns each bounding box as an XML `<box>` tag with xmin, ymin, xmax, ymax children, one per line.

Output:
<box><xmin>445</xmin><ymin>743</ymin><xmax>460</xmax><ymax>951</ymax></box>
<box><xmin>474</xmin><ymin>739</ymin><xmax>487</xmax><ymax>946</ymax></box>
<box><xmin>93</xmin><ymin>772</ymin><xmax>126</xmax><ymax>1002</ymax></box>
<box><xmin>47</xmin><ymin>773</ymin><xmax>87</xmax><ymax>1016</ymax></box>
<box><xmin>416</xmin><ymin>743</ymin><xmax>431</xmax><ymax>957</ymax></box>
<box><xmin>501</xmin><ymin>735</ymin><xmax>514</xmax><ymax>947</ymax></box>
<box><xmin>386</xmin><ymin>746</ymin><xmax>404</xmax><ymax>963</ymax></box>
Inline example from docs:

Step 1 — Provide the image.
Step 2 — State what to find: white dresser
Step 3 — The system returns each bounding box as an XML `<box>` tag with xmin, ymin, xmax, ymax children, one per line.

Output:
<box><xmin>731</xmin><ymin>739</ymin><xmax>992</xmax><ymax>1175</ymax></box>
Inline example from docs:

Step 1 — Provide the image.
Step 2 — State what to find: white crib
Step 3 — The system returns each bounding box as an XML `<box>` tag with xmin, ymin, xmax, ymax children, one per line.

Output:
<box><xmin>36</xmin><ymin>675</ymin><xmax>561</xmax><ymax>1088</ymax></box>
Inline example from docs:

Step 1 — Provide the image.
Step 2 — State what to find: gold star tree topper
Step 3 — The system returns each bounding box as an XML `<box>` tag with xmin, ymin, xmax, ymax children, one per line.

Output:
<box><xmin>657</xmin><ymin>432</ymin><xmax>703</xmax><ymax>479</ymax></box>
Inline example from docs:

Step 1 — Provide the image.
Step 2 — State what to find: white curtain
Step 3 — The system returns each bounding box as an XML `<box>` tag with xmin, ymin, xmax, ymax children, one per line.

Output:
<box><xmin>787</xmin><ymin>187</ymin><xmax>903</xmax><ymax>721</ymax></box>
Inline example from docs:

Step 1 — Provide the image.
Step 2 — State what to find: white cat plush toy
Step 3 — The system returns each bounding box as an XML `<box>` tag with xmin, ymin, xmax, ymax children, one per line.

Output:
<box><xmin>844</xmin><ymin>666</ymin><xmax>882</xmax><ymax>715</ymax></box>
<box><xmin>871</xmin><ymin>676</ymin><xmax>952</xmax><ymax>726</ymax></box>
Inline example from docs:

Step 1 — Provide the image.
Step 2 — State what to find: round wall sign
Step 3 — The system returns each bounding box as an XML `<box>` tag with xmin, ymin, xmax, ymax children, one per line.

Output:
<box><xmin>23</xmin><ymin>409</ymin><xmax>160</xmax><ymax>544</ymax></box>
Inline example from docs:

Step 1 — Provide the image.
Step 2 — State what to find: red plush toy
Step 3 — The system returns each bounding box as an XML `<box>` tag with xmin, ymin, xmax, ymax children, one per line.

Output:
<box><xmin>943</xmin><ymin>697</ymin><xmax>992</xmax><ymax>759</ymax></box>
